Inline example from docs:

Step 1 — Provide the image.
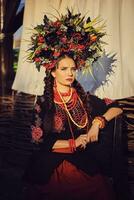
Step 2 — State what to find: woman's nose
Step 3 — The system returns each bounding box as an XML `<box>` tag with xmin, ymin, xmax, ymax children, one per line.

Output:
<box><xmin>68</xmin><ymin>69</ymin><xmax>73</xmax><ymax>76</ymax></box>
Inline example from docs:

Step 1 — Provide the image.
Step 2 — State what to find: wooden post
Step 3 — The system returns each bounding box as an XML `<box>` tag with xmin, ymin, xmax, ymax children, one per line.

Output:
<box><xmin>0</xmin><ymin>0</ymin><xmax>18</xmax><ymax>96</ymax></box>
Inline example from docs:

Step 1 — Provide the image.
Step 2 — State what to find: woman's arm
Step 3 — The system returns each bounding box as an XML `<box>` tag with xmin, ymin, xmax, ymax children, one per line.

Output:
<box><xmin>52</xmin><ymin>134</ymin><xmax>87</xmax><ymax>150</ymax></box>
<box><xmin>52</xmin><ymin>140</ymin><xmax>70</xmax><ymax>149</ymax></box>
<box><xmin>31</xmin><ymin>96</ymin><xmax>60</xmax><ymax>152</ymax></box>
<box><xmin>102</xmin><ymin>107</ymin><xmax>123</xmax><ymax>121</ymax></box>
<box><xmin>53</xmin><ymin>97</ymin><xmax>123</xmax><ymax>149</ymax></box>
<box><xmin>52</xmin><ymin>107</ymin><xmax>123</xmax><ymax>150</ymax></box>
<box><xmin>86</xmin><ymin>94</ymin><xmax>123</xmax><ymax>143</ymax></box>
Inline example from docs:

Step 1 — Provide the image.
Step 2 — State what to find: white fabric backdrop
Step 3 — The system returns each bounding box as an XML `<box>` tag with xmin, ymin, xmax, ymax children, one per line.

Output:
<box><xmin>12</xmin><ymin>0</ymin><xmax>134</xmax><ymax>99</ymax></box>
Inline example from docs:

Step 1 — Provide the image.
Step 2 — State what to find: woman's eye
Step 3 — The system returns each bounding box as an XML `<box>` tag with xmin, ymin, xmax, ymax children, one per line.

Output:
<box><xmin>61</xmin><ymin>67</ymin><xmax>67</xmax><ymax>70</ymax></box>
<box><xmin>72</xmin><ymin>68</ymin><xmax>76</xmax><ymax>71</ymax></box>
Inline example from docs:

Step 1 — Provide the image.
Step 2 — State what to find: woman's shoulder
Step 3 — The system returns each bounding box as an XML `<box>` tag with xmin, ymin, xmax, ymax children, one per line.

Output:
<box><xmin>86</xmin><ymin>92</ymin><xmax>102</xmax><ymax>103</ymax></box>
<box><xmin>86</xmin><ymin>92</ymin><xmax>120</xmax><ymax>110</ymax></box>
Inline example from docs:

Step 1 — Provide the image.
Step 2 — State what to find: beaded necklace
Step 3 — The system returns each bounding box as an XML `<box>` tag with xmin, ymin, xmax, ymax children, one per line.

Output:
<box><xmin>55</xmin><ymin>87</ymin><xmax>88</xmax><ymax>129</ymax></box>
<box><xmin>54</xmin><ymin>87</ymin><xmax>73</xmax><ymax>104</ymax></box>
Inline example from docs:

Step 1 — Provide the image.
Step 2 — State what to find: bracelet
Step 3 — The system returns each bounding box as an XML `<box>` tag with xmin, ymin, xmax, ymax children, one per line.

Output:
<box><xmin>68</xmin><ymin>139</ymin><xmax>76</xmax><ymax>152</ymax></box>
<box><xmin>92</xmin><ymin>116</ymin><xmax>107</xmax><ymax>129</ymax></box>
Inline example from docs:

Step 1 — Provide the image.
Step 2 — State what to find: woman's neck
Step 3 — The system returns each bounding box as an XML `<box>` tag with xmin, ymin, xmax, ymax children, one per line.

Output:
<box><xmin>56</xmin><ymin>82</ymin><xmax>71</xmax><ymax>93</ymax></box>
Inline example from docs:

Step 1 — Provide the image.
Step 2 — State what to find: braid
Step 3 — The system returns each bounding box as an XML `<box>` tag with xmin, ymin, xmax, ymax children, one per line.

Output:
<box><xmin>72</xmin><ymin>80</ymin><xmax>92</xmax><ymax>121</ymax></box>
<box><xmin>43</xmin><ymin>70</ymin><xmax>55</xmax><ymax>134</ymax></box>
<box><xmin>44</xmin><ymin>70</ymin><xmax>54</xmax><ymax>109</ymax></box>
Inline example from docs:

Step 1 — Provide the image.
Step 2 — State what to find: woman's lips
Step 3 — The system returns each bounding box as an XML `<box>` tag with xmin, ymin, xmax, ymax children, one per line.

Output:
<box><xmin>66</xmin><ymin>78</ymin><xmax>73</xmax><ymax>81</ymax></box>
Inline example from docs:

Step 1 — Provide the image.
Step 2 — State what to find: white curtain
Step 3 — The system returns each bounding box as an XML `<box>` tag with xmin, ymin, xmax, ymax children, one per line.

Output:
<box><xmin>12</xmin><ymin>0</ymin><xmax>134</xmax><ymax>99</ymax></box>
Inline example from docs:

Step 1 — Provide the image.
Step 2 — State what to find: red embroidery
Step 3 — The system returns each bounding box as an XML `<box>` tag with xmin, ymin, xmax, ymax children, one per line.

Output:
<box><xmin>104</xmin><ymin>98</ymin><xmax>115</xmax><ymax>105</ymax></box>
<box><xmin>31</xmin><ymin>126</ymin><xmax>43</xmax><ymax>142</ymax></box>
<box><xmin>53</xmin><ymin>115</ymin><xmax>64</xmax><ymax>132</ymax></box>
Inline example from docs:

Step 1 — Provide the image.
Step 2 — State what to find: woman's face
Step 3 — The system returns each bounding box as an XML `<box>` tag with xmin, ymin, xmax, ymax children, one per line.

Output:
<box><xmin>52</xmin><ymin>56</ymin><xmax>76</xmax><ymax>88</ymax></box>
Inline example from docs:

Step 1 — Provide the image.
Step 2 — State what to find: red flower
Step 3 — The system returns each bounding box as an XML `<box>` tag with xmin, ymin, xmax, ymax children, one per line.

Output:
<box><xmin>73</xmin><ymin>33</ymin><xmax>82</xmax><ymax>39</ymax></box>
<box><xmin>31</xmin><ymin>126</ymin><xmax>43</xmax><ymax>142</ymax></box>
<box><xmin>69</xmin><ymin>43</ymin><xmax>85</xmax><ymax>51</ymax></box>
<box><xmin>61</xmin><ymin>37</ymin><xmax>67</xmax><ymax>44</ymax></box>
<box><xmin>69</xmin><ymin>43</ymin><xmax>77</xmax><ymax>50</ymax></box>
<box><xmin>52</xmin><ymin>21</ymin><xmax>61</xmax><ymax>27</ymax></box>
<box><xmin>38</xmin><ymin>36</ymin><xmax>44</xmax><ymax>43</ymax></box>
<box><xmin>49</xmin><ymin>60</ymin><xmax>57</xmax><ymax>69</ymax></box>
<box><xmin>77</xmin><ymin>44</ymin><xmax>85</xmax><ymax>50</ymax></box>
<box><xmin>43</xmin><ymin>60</ymin><xmax>57</xmax><ymax>70</ymax></box>
<box><xmin>34</xmin><ymin>57</ymin><xmax>41</xmax><ymax>62</ymax></box>
<box><xmin>35</xmin><ymin>50</ymin><xmax>41</xmax><ymax>55</ymax></box>
<box><xmin>43</xmin><ymin>63</ymin><xmax>49</xmax><ymax>68</ymax></box>
<box><xmin>53</xmin><ymin>51</ymin><xmax>60</xmax><ymax>57</ymax></box>
<box><xmin>56</xmin><ymin>30</ymin><xmax>63</xmax><ymax>35</ymax></box>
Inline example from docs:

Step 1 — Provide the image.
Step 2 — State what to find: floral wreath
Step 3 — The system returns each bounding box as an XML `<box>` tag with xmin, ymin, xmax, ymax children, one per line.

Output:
<box><xmin>27</xmin><ymin>9</ymin><xmax>106</xmax><ymax>71</ymax></box>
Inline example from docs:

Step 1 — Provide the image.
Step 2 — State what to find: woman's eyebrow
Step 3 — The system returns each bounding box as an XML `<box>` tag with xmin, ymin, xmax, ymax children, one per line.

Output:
<box><xmin>60</xmin><ymin>66</ymin><xmax>76</xmax><ymax>68</ymax></box>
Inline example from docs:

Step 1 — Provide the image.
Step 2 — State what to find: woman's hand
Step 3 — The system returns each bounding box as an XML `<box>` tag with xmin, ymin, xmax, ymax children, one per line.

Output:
<box><xmin>75</xmin><ymin>134</ymin><xmax>87</xmax><ymax>149</ymax></box>
<box><xmin>86</xmin><ymin>123</ymin><xmax>100</xmax><ymax>143</ymax></box>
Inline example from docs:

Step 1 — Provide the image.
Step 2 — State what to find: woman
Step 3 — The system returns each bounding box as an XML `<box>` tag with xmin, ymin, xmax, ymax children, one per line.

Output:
<box><xmin>24</xmin><ymin>54</ymin><xmax>122</xmax><ymax>200</ymax></box>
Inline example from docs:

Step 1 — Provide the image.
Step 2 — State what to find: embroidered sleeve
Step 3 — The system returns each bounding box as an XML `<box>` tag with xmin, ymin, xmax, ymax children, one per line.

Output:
<box><xmin>103</xmin><ymin>97</ymin><xmax>121</xmax><ymax>110</ymax></box>
<box><xmin>103</xmin><ymin>98</ymin><xmax>115</xmax><ymax>105</ymax></box>
<box><xmin>31</xmin><ymin>96</ymin><xmax>60</xmax><ymax>151</ymax></box>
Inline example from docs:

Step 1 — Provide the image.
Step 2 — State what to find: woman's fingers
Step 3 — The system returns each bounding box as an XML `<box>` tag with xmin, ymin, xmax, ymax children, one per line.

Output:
<box><xmin>81</xmin><ymin>135</ymin><xmax>88</xmax><ymax>143</ymax></box>
<box><xmin>90</xmin><ymin>136</ymin><xmax>98</xmax><ymax>142</ymax></box>
<box><xmin>81</xmin><ymin>135</ymin><xmax>88</xmax><ymax>148</ymax></box>
<box><xmin>86</xmin><ymin>124</ymin><xmax>100</xmax><ymax>143</ymax></box>
<box><xmin>75</xmin><ymin>134</ymin><xmax>87</xmax><ymax>148</ymax></box>
<box><xmin>87</xmin><ymin>133</ymin><xmax>98</xmax><ymax>143</ymax></box>
<box><xmin>76</xmin><ymin>132</ymin><xmax>99</xmax><ymax>149</ymax></box>
<box><xmin>79</xmin><ymin>134</ymin><xmax>87</xmax><ymax>143</ymax></box>
<box><xmin>76</xmin><ymin>134</ymin><xmax>88</xmax><ymax>148</ymax></box>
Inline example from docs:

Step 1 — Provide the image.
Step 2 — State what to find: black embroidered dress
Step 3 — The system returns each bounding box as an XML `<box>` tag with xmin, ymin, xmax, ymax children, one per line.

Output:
<box><xmin>24</xmin><ymin>93</ymin><xmax>119</xmax><ymax>200</ymax></box>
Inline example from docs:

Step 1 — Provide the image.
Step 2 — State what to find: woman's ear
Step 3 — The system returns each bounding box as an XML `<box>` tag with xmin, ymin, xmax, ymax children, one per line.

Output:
<box><xmin>51</xmin><ymin>71</ymin><xmax>56</xmax><ymax>78</ymax></box>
